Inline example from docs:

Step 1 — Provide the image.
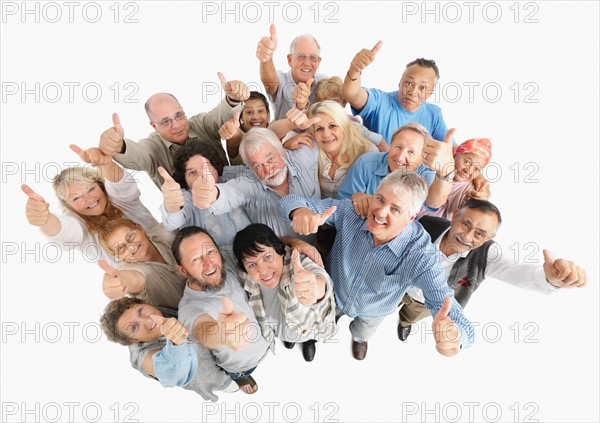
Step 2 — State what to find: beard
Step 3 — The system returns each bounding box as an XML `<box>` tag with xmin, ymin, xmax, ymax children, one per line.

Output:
<box><xmin>264</xmin><ymin>165</ymin><xmax>288</xmax><ymax>187</ymax></box>
<box><xmin>187</xmin><ymin>267</ymin><xmax>226</xmax><ymax>293</ymax></box>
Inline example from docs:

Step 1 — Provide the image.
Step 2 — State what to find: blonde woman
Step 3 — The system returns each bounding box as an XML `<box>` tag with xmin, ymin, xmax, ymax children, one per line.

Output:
<box><xmin>23</xmin><ymin>145</ymin><xmax>157</xmax><ymax>263</ymax></box>
<box><xmin>307</xmin><ymin>101</ymin><xmax>377</xmax><ymax>199</ymax></box>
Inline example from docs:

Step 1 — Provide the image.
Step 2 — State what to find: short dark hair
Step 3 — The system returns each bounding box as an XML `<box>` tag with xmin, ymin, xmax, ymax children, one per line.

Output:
<box><xmin>405</xmin><ymin>58</ymin><xmax>440</xmax><ymax>80</ymax></box>
<box><xmin>172</xmin><ymin>226</ymin><xmax>218</xmax><ymax>266</ymax></box>
<box><xmin>459</xmin><ymin>199</ymin><xmax>502</xmax><ymax>228</ymax></box>
<box><xmin>172</xmin><ymin>141</ymin><xmax>225</xmax><ymax>189</ymax></box>
<box><xmin>233</xmin><ymin>224</ymin><xmax>286</xmax><ymax>271</ymax></box>
<box><xmin>100</xmin><ymin>297</ymin><xmax>145</xmax><ymax>346</ymax></box>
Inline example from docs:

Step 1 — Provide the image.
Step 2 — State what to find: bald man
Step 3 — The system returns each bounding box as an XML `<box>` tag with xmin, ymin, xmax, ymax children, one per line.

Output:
<box><xmin>99</xmin><ymin>77</ymin><xmax>249</xmax><ymax>189</ymax></box>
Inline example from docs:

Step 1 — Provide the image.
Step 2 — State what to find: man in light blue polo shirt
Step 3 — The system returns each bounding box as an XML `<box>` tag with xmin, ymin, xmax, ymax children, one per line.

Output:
<box><xmin>342</xmin><ymin>41</ymin><xmax>447</xmax><ymax>145</ymax></box>
<box><xmin>280</xmin><ymin>170</ymin><xmax>474</xmax><ymax>360</ymax></box>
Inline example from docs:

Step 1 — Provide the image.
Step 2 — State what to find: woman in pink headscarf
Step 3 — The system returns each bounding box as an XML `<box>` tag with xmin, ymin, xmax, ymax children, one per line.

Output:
<box><xmin>419</xmin><ymin>138</ymin><xmax>492</xmax><ymax>220</ymax></box>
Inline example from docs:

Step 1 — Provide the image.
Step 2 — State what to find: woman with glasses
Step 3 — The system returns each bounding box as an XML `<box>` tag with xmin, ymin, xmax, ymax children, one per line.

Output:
<box><xmin>23</xmin><ymin>145</ymin><xmax>157</xmax><ymax>264</ymax></box>
<box><xmin>100</xmin><ymin>297</ymin><xmax>234</xmax><ymax>402</ymax></box>
<box><xmin>97</xmin><ymin>218</ymin><xmax>185</xmax><ymax>309</ymax></box>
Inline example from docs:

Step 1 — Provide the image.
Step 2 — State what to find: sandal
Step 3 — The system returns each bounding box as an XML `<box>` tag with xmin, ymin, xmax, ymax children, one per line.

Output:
<box><xmin>234</xmin><ymin>375</ymin><xmax>258</xmax><ymax>394</ymax></box>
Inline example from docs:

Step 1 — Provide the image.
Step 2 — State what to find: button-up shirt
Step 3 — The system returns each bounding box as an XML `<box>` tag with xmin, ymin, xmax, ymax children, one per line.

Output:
<box><xmin>280</xmin><ymin>195</ymin><xmax>475</xmax><ymax>347</ymax></box>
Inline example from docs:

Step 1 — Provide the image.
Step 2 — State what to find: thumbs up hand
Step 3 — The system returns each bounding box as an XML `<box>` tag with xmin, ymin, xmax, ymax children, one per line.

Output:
<box><xmin>149</xmin><ymin>314</ymin><xmax>189</xmax><ymax>346</ymax></box>
<box><xmin>256</xmin><ymin>23</ymin><xmax>278</xmax><ymax>62</ymax></box>
<box><xmin>290</xmin><ymin>205</ymin><xmax>337</xmax><ymax>236</ymax></box>
<box><xmin>423</xmin><ymin>128</ymin><xmax>456</xmax><ymax>177</ymax></box>
<box><xmin>349</xmin><ymin>40</ymin><xmax>383</xmax><ymax>78</ymax></box>
<box><xmin>99</xmin><ymin>260</ymin><xmax>128</xmax><ymax>300</ymax></box>
<box><xmin>291</xmin><ymin>249</ymin><xmax>319</xmax><ymax>306</ymax></box>
<box><xmin>219</xmin><ymin>110</ymin><xmax>242</xmax><ymax>140</ymax></box>
<box><xmin>191</xmin><ymin>169</ymin><xmax>218</xmax><ymax>209</ymax></box>
<box><xmin>218</xmin><ymin>72</ymin><xmax>250</xmax><ymax>102</ymax></box>
<box><xmin>99</xmin><ymin>113</ymin><xmax>125</xmax><ymax>156</ymax></box>
<box><xmin>216</xmin><ymin>297</ymin><xmax>250</xmax><ymax>351</ymax></box>
<box><xmin>22</xmin><ymin>184</ymin><xmax>50</xmax><ymax>226</ymax></box>
<box><xmin>292</xmin><ymin>77</ymin><xmax>314</xmax><ymax>110</ymax></box>
<box><xmin>158</xmin><ymin>167</ymin><xmax>184</xmax><ymax>213</ymax></box>
<box><xmin>432</xmin><ymin>297</ymin><xmax>461</xmax><ymax>356</ymax></box>
<box><xmin>543</xmin><ymin>249</ymin><xmax>588</xmax><ymax>288</ymax></box>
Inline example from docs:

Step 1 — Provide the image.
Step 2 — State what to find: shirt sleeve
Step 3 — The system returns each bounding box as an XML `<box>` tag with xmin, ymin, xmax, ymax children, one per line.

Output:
<box><xmin>188</xmin><ymin>98</ymin><xmax>235</xmax><ymax>143</ymax></box>
<box><xmin>486</xmin><ymin>256</ymin><xmax>559</xmax><ymax>295</ymax></box>
<box><xmin>152</xmin><ymin>339</ymin><xmax>198</xmax><ymax>388</ymax></box>
<box><xmin>279</xmin><ymin>194</ymin><xmax>341</xmax><ymax>228</ymax></box>
<box><xmin>105</xmin><ymin>169</ymin><xmax>142</xmax><ymax>203</ymax></box>
<box><xmin>113</xmin><ymin>137</ymin><xmax>160</xmax><ymax>175</ymax></box>
<box><xmin>160</xmin><ymin>190</ymin><xmax>194</xmax><ymax>231</ymax></box>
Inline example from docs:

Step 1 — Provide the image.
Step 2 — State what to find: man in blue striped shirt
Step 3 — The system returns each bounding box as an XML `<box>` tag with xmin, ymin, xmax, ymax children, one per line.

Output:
<box><xmin>280</xmin><ymin>170</ymin><xmax>474</xmax><ymax>360</ymax></box>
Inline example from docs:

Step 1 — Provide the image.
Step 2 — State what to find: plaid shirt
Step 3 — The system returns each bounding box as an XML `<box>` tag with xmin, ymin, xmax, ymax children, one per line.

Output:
<box><xmin>238</xmin><ymin>247</ymin><xmax>336</xmax><ymax>349</ymax></box>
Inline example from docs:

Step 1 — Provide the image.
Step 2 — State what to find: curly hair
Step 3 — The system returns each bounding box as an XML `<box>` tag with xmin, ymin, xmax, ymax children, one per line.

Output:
<box><xmin>100</xmin><ymin>297</ymin><xmax>145</xmax><ymax>346</ymax></box>
<box><xmin>171</xmin><ymin>142</ymin><xmax>225</xmax><ymax>189</ymax></box>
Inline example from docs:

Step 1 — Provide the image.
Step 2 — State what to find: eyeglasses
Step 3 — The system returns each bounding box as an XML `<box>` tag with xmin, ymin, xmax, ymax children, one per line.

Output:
<box><xmin>292</xmin><ymin>53</ymin><xmax>320</xmax><ymax>64</ymax></box>
<box><xmin>154</xmin><ymin>111</ymin><xmax>187</xmax><ymax>128</ymax></box>
<box><xmin>113</xmin><ymin>229</ymin><xmax>137</xmax><ymax>258</ymax></box>
<box><xmin>249</xmin><ymin>156</ymin><xmax>276</xmax><ymax>172</ymax></box>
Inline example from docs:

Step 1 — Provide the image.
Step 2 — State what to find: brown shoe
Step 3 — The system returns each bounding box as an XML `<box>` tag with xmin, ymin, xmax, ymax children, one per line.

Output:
<box><xmin>351</xmin><ymin>340</ymin><xmax>368</xmax><ymax>360</ymax></box>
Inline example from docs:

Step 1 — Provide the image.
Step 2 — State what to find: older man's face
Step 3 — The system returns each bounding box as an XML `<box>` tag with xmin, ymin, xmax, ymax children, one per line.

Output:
<box><xmin>444</xmin><ymin>208</ymin><xmax>499</xmax><ymax>255</ymax></box>
<box><xmin>388</xmin><ymin>129</ymin><xmax>425</xmax><ymax>172</ymax></box>
<box><xmin>177</xmin><ymin>232</ymin><xmax>225</xmax><ymax>290</ymax></box>
<box><xmin>397</xmin><ymin>65</ymin><xmax>437</xmax><ymax>113</ymax></box>
<box><xmin>287</xmin><ymin>37</ymin><xmax>321</xmax><ymax>84</ymax></box>
<box><xmin>245</xmin><ymin>143</ymin><xmax>288</xmax><ymax>188</ymax></box>
<box><xmin>366</xmin><ymin>184</ymin><xmax>416</xmax><ymax>246</ymax></box>
<box><xmin>148</xmin><ymin>95</ymin><xmax>190</xmax><ymax>144</ymax></box>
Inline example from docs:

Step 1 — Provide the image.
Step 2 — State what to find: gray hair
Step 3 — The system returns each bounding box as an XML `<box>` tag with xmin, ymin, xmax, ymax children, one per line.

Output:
<box><xmin>289</xmin><ymin>34</ymin><xmax>321</xmax><ymax>55</ymax></box>
<box><xmin>239</xmin><ymin>127</ymin><xmax>285</xmax><ymax>164</ymax></box>
<box><xmin>378</xmin><ymin>170</ymin><xmax>428</xmax><ymax>216</ymax></box>
<box><xmin>390</xmin><ymin>122</ymin><xmax>432</xmax><ymax>147</ymax></box>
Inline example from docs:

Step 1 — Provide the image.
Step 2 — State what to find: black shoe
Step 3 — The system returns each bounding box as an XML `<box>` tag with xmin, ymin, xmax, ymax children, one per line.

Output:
<box><xmin>397</xmin><ymin>324</ymin><xmax>411</xmax><ymax>342</ymax></box>
<box><xmin>352</xmin><ymin>340</ymin><xmax>368</xmax><ymax>360</ymax></box>
<box><xmin>301</xmin><ymin>340</ymin><xmax>316</xmax><ymax>362</ymax></box>
<box><xmin>282</xmin><ymin>341</ymin><xmax>296</xmax><ymax>349</ymax></box>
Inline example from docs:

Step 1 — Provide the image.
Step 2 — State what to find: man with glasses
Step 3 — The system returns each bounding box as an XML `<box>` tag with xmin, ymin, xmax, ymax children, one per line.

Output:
<box><xmin>97</xmin><ymin>217</ymin><xmax>186</xmax><ymax>310</ymax></box>
<box><xmin>99</xmin><ymin>77</ymin><xmax>250</xmax><ymax>189</ymax></box>
<box><xmin>342</xmin><ymin>41</ymin><xmax>449</xmax><ymax>145</ymax></box>
<box><xmin>256</xmin><ymin>24</ymin><xmax>326</xmax><ymax>120</ymax></box>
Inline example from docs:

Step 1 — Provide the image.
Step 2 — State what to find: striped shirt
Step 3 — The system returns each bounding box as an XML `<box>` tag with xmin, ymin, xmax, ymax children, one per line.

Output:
<box><xmin>280</xmin><ymin>195</ymin><xmax>475</xmax><ymax>348</ymax></box>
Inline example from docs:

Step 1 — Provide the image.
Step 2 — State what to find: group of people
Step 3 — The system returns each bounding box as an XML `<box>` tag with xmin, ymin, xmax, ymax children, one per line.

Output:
<box><xmin>24</xmin><ymin>25</ymin><xmax>588</xmax><ymax>400</ymax></box>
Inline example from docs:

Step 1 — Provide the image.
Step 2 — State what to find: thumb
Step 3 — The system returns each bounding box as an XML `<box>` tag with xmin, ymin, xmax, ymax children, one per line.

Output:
<box><xmin>444</xmin><ymin>128</ymin><xmax>456</xmax><ymax>144</ymax></box>
<box><xmin>98</xmin><ymin>259</ymin><xmax>119</xmax><ymax>278</ymax></box>
<box><xmin>158</xmin><ymin>166</ymin><xmax>175</xmax><ymax>183</ymax></box>
<box><xmin>21</xmin><ymin>184</ymin><xmax>45</xmax><ymax>202</ymax></box>
<box><xmin>319</xmin><ymin>205</ymin><xmax>337</xmax><ymax>224</ymax></box>
<box><xmin>217</xmin><ymin>72</ymin><xmax>229</xmax><ymax>87</ymax></box>
<box><xmin>269</xmin><ymin>23</ymin><xmax>277</xmax><ymax>43</ymax></box>
<box><xmin>220</xmin><ymin>297</ymin><xmax>234</xmax><ymax>316</ymax></box>
<box><xmin>150</xmin><ymin>314</ymin><xmax>167</xmax><ymax>326</ymax></box>
<box><xmin>371</xmin><ymin>40</ymin><xmax>383</xmax><ymax>55</ymax></box>
<box><xmin>307</xmin><ymin>78</ymin><xmax>314</xmax><ymax>89</ymax></box>
<box><xmin>434</xmin><ymin>297</ymin><xmax>453</xmax><ymax>321</ymax></box>
<box><xmin>232</xmin><ymin>110</ymin><xmax>241</xmax><ymax>127</ymax></box>
<box><xmin>543</xmin><ymin>249</ymin><xmax>555</xmax><ymax>267</ymax></box>
<box><xmin>69</xmin><ymin>144</ymin><xmax>91</xmax><ymax>163</ymax></box>
<box><xmin>291</xmin><ymin>249</ymin><xmax>305</xmax><ymax>272</ymax></box>
<box><xmin>112</xmin><ymin>112</ymin><xmax>121</xmax><ymax>129</ymax></box>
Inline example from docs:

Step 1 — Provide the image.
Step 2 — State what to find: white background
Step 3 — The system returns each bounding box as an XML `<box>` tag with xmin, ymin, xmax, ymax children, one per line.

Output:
<box><xmin>1</xmin><ymin>1</ymin><xmax>598</xmax><ymax>422</ymax></box>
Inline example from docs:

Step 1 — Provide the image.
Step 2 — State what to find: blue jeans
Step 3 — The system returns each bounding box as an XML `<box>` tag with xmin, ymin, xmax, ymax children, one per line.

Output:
<box><xmin>226</xmin><ymin>366</ymin><xmax>257</xmax><ymax>381</ymax></box>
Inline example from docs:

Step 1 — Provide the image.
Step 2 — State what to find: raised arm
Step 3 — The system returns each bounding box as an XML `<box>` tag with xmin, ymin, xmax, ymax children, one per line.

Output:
<box><xmin>342</xmin><ymin>40</ymin><xmax>383</xmax><ymax>111</ymax></box>
<box><xmin>256</xmin><ymin>24</ymin><xmax>280</xmax><ymax>96</ymax></box>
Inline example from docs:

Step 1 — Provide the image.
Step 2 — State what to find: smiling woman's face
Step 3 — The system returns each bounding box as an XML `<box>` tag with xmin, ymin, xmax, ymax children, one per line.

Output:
<box><xmin>65</xmin><ymin>182</ymin><xmax>108</xmax><ymax>216</ymax></box>
<box><xmin>117</xmin><ymin>303</ymin><xmax>163</xmax><ymax>343</ymax></box>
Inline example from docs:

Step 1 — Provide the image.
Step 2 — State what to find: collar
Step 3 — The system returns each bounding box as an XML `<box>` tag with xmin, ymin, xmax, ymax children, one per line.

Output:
<box><xmin>436</xmin><ymin>227</ymin><xmax>470</xmax><ymax>262</ymax></box>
